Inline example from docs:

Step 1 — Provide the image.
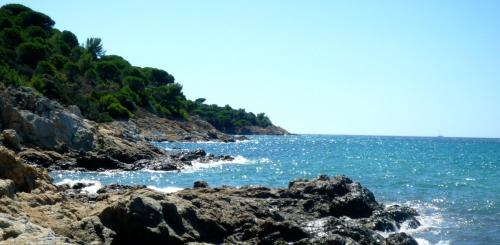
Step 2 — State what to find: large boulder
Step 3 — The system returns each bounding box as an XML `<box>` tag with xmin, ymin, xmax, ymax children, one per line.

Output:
<box><xmin>0</xmin><ymin>87</ymin><xmax>94</xmax><ymax>151</ymax></box>
<box><xmin>0</xmin><ymin>146</ymin><xmax>53</xmax><ymax>193</ymax></box>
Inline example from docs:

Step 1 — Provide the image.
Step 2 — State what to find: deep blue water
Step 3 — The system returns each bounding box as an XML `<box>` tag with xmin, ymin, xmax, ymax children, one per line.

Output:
<box><xmin>51</xmin><ymin>135</ymin><xmax>500</xmax><ymax>244</ymax></box>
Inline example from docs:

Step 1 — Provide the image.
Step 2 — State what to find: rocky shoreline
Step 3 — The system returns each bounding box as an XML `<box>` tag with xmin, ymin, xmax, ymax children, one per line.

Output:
<box><xmin>0</xmin><ymin>86</ymin><xmax>420</xmax><ymax>244</ymax></box>
<box><xmin>0</xmin><ymin>86</ymin><xmax>244</xmax><ymax>173</ymax></box>
<box><xmin>0</xmin><ymin>146</ymin><xmax>419</xmax><ymax>244</ymax></box>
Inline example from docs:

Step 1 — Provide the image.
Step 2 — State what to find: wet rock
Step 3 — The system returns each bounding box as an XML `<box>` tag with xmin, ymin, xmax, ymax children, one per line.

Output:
<box><xmin>193</xmin><ymin>180</ymin><xmax>209</xmax><ymax>188</ymax></box>
<box><xmin>384</xmin><ymin>232</ymin><xmax>419</xmax><ymax>245</ymax></box>
<box><xmin>86</xmin><ymin>175</ymin><xmax>419</xmax><ymax>244</ymax></box>
<box><xmin>364</xmin><ymin>205</ymin><xmax>420</xmax><ymax>231</ymax></box>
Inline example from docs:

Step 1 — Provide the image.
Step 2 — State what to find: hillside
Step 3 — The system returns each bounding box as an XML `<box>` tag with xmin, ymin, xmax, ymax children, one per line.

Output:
<box><xmin>0</xmin><ymin>4</ymin><xmax>287</xmax><ymax>135</ymax></box>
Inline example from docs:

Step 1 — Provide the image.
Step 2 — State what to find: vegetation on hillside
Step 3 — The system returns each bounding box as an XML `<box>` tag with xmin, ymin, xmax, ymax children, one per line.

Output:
<box><xmin>0</xmin><ymin>4</ymin><xmax>274</xmax><ymax>133</ymax></box>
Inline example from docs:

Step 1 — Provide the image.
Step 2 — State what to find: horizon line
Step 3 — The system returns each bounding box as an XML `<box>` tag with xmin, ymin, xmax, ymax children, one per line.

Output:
<box><xmin>281</xmin><ymin>132</ymin><xmax>500</xmax><ymax>140</ymax></box>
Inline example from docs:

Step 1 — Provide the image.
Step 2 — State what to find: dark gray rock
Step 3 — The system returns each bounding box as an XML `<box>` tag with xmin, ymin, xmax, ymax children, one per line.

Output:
<box><xmin>384</xmin><ymin>232</ymin><xmax>419</xmax><ymax>245</ymax></box>
<box><xmin>193</xmin><ymin>180</ymin><xmax>209</xmax><ymax>188</ymax></box>
<box><xmin>1</xmin><ymin>129</ymin><xmax>21</xmax><ymax>151</ymax></box>
<box><xmin>91</xmin><ymin>175</ymin><xmax>419</xmax><ymax>244</ymax></box>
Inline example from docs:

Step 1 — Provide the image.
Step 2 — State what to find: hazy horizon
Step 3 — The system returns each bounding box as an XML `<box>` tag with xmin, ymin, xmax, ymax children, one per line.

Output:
<box><xmin>8</xmin><ymin>0</ymin><xmax>500</xmax><ymax>138</ymax></box>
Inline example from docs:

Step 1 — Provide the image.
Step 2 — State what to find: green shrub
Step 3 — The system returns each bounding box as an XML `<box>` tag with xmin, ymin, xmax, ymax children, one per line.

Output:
<box><xmin>1</xmin><ymin>4</ymin><xmax>31</xmax><ymax>15</ymax></box>
<box><xmin>96</xmin><ymin>61</ymin><xmax>119</xmax><ymax>81</ymax></box>
<box><xmin>25</xmin><ymin>25</ymin><xmax>49</xmax><ymax>38</ymax></box>
<box><xmin>19</xmin><ymin>10</ymin><xmax>54</xmax><ymax>29</ymax></box>
<box><xmin>124</xmin><ymin>76</ymin><xmax>145</xmax><ymax>94</ymax></box>
<box><xmin>0</xmin><ymin>65</ymin><xmax>24</xmax><ymax>86</ymax></box>
<box><xmin>16</xmin><ymin>42</ymin><xmax>47</xmax><ymax>67</ymax></box>
<box><xmin>34</xmin><ymin>60</ymin><xmax>56</xmax><ymax>75</ymax></box>
<box><xmin>107</xmin><ymin>102</ymin><xmax>132</xmax><ymax>119</ymax></box>
<box><xmin>30</xmin><ymin>74</ymin><xmax>61</xmax><ymax>99</ymax></box>
<box><xmin>0</xmin><ymin>27</ymin><xmax>23</xmax><ymax>47</ymax></box>
<box><xmin>49</xmin><ymin>54</ymin><xmax>69</xmax><ymax>69</ymax></box>
<box><xmin>60</xmin><ymin>30</ymin><xmax>78</xmax><ymax>47</ymax></box>
<box><xmin>143</xmin><ymin>67</ymin><xmax>174</xmax><ymax>86</ymax></box>
<box><xmin>115</xmin><ymin>86</ymin><xmax>140</xmax><ymax>111</ymax></box>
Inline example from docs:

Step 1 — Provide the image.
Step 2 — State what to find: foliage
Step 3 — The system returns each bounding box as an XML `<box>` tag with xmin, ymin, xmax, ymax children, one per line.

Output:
<box><xmin>0</xmin><ymin>4</ymin><xmax>275</xmax><ymax>133</ymax></box>
<box><xmin>85</xmin><ymin>37</ymin><xmax>105</xmax><ymax>59</ymax></box>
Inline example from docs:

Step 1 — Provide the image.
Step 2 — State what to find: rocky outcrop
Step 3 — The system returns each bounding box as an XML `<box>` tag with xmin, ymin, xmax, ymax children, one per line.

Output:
<box><xmin>0</xmin><ymin>146</ymin><xmax>54</xmax><ymax>193</ymax></box>
<box><xmin>82</xmin><ymin>175</ymin><xmax>419</xmax><ymax>244</ymax></box>
<box><xmin>105</xmin><ymin>111</ymin><xmax>241</xmax><ymax>142</ymax></box>
<box><xmin>0</xmin><ymin>152</ymin><xmax>419</xmax><ymax>244</ymax></box>
<box><xmin>0</xmin><ymin>213</ymin><xmax>74</xmax><ymax>244</ymax></box>
<box><xmin>0</xmin><ymin>86</ymin><xmax>244</xmax><ymax>172</ymax></box>
<box><xmin>0</xmin><ymin>86</ymin><xmax>94</xmax><ymax>152</ymax></box>
<box><xmin>233</xmin><ymin>125</ymin><xmax>290</xmax><ymax>135</ymax></box>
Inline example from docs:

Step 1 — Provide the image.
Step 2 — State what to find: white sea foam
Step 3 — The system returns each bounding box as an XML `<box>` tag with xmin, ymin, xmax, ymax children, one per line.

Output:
<box><xmin>182</xmin><ymin>155</ymin><xmax>254</xmax><ymax>172</ymax></box>
<box><xmin>380</xmin><ymin>201</ymin><xmax>448</xmax><ymax>245</ymax></box>
<box><xmin>147</xmin><ymin>186</ymin><xmax>184</xmax><ymax>193</ymax></box>
<box><xmin>55</xmin><ymin>178</ymin><xmax>102</xmax><ymax>194</ymax></box>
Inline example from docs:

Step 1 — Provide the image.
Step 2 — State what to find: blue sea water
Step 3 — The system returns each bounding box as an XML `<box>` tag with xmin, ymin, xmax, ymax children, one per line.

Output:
<box><xmin>51</xmin><ymin>135</ymin><xmax>500</xmax><ymax>244</ymax></box>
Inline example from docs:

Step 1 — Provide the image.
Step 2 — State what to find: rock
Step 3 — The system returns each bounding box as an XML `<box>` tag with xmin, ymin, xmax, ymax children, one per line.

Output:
<box><xmin>1</xmin><ymin>129</ymin><xmax>21</xmax><ymax>151</ymax></box>
<box><xmin>18</xmin><ymin>148</ymin><xmax>54</xmax><ymax>167</ymax></box>
<box><xmin>193</xmin><ymin>180</ymin><xmax>209</xmax><ymax>188</ymax></box>
<box><xmin>85</xmin><ymin>175</ymin><xmax>419</xmax><ymax>244</ymax></box>
<box><xmin>0</xmin><ymin>87</ymin><xmax>94</xmax><ymax>151</ymax></box>
<box><xmin>0</xmin><ymin>213</ymin><xmax>74</xmax><ymax>244</ymax></box>
<box><xmin>67</xmin><ymin>105</ymin><xmax>82</xmax><ymax>117</ymax></box>
<box><xmin>364</xmin><ymin>205</ymin><xmax>421</xmax><ymax>231</ymax></box>
<box><xmin>73</xmin><ymin>216</ymin><xmax>116</xmax><ymax>245</ymax></box>
<box><xmin>0</xmin><ymin>171</ymin><xmax>420</xmax><ymax>244</ymax></box>
<box><xmin>230</xmin><ymin>125</ymin><xmax>290</xmax><ymax>135</ymax></box>
<box><xmin>0</xmin><ymin>179</ymin><xmax>15</xmax><ymax>198</ymax></box>
<box><xmin>0</xmin><ymin>146</ymin><xmax>55</xmax><ymax>193</ymax></box>
<box><xmin>384</xmin><ymin>232</ymin><xmax>419</xmax><ymax>245</ymax></box>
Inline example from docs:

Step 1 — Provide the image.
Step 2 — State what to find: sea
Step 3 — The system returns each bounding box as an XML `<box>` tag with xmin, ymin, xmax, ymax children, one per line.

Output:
<box><xmin>51</xmin><ymin>135</ymin><xmax>500</xmax><ymax>244</ymax></box>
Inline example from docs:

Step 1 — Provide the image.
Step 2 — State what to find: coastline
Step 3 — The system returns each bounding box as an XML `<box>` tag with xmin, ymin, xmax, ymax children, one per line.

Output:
<box><xmin>0</xmin><ymin>86</ymin><xmax>421</xmax><ymax>244</ymax></box>
<box><xmin>0</xmin><ymin>147</ymin><xmax>420</xmax><ymax>244</ymax></box>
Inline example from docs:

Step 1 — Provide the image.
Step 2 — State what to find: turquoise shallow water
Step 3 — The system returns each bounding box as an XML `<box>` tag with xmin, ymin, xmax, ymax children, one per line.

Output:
<box><xmin>51</xmin><ymin>135</ymin><xmax>500</xmax><ymax>244</ymax></box>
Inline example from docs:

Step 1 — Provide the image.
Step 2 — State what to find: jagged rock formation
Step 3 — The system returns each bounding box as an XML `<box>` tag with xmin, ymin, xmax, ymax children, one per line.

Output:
<box><xmin>0</xmin><ymin>149</ymin><xmax>419</xmax><ymax>244</ymax></box>
<box><xmin>0</xmin><ymin>86</ymin><xmax>240</xmax><ymax>171</ymax></box>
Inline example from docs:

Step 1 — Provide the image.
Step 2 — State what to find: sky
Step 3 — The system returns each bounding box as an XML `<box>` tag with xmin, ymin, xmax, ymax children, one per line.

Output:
<box><xmin>4</xmin><ymin>0</ymin><xmax>500</xmax><ymax>137</ymax></box>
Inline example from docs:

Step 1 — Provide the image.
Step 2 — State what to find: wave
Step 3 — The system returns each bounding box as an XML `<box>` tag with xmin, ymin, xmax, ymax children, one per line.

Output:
<box><xmin>147</xmin><ymin>186</ymin><xmax>184</xmax><ymax>193</ymax></box>
<box><xmin>55</xmin><ymin>178</ymin><xmax>102</xmax><ymax>194</ymax></box>
<box><xmin>182</xmin><ymin>155</ymin><xmax>255</xmax><ymax>172</ymax></box>
<box><xmin>380</xmin><ymin>201</ymin><xmax>449</xmax><ymax>245</ymax></box>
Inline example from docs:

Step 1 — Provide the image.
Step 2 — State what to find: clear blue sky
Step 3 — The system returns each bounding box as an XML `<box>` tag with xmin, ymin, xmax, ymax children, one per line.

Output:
<box><xmin>5</xmin><ymin>1</ymin><xmax>500</xmax><ymax>137</ymax></box>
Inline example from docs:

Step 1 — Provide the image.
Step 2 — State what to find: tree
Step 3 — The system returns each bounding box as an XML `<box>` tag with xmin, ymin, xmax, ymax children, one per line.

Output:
<box><xmin>85</xmin><ymin>37</ymin><xmax>105</xmax><ymax>59</ymax></box>
<box><xmin>16</xmin><ymin>42</ymin><xmax>47</xmax><ymax>68</ymax></box>
<box><xmin>143</xmin><ymin>67</ymin><xmax>174</xmax><ymax>86</ymax></box>
<box><xmin>0</xmin><ymin>27</ymin><xmax>23</xmax><ymax>48</ymax></box>
<box><xmin>19</xmin><ymin>10</ymin><xmax>55</xmax><ymax>29</ymax></box>
<box><xmin>96</xmin><ymin>61</ymin><xmax>119</xmax><ymax>81</ymax></box>
<box><xmin>61</xmin><ymin>30</ymin><xmax>78</xmax><ymax>47</ymax></box>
